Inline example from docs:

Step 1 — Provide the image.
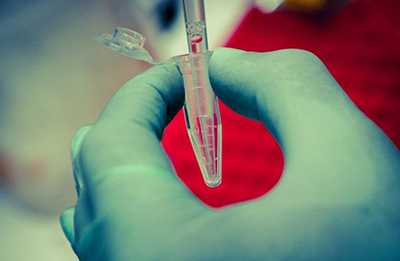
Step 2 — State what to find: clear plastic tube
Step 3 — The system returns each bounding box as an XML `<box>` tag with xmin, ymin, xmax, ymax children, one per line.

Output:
<box><xmin>181</xmin><ymin>0</ymin><xmax>222</xmax><ymax>187</ymax></box>
<box><xmin>97</xmin><ymin>26</ymin><xmax>222</xmax><ymax>187</ymax></box>
<box><xmin>174</xmin><ymin>52</ymin><xmax>222</xmax><ymax>187</ymax></box>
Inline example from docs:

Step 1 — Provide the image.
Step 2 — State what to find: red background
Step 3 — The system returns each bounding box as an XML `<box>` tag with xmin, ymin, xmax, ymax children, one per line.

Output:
<box><xmin>163</xmin><ymin>0</ymin><xmax>400</xmax><ymax>207</ymax></box>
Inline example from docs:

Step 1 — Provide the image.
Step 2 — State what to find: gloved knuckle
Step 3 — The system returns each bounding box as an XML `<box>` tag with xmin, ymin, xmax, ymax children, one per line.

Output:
<box><xmin>211</xmin><ymin>47</ymin><xmax>249</xmax><ymax>64</ymax></box>
<box><xmin>280</xmin><ymin>48</ymin><xmax>323</xmax><ymax>65</ymax></box>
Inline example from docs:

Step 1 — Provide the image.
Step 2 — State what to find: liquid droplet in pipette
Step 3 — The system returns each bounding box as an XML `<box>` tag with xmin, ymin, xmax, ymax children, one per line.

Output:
<box><xmin>190</xmin><ymin>35</ymin><xmax>203</xmax><ymax>53</ymax></box>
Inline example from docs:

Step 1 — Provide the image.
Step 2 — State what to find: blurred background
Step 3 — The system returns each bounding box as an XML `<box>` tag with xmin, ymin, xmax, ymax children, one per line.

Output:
<box><xmin>0</xmin><ymin>0</ymin><xmax>398</xmax><ymax>259</ymax></box>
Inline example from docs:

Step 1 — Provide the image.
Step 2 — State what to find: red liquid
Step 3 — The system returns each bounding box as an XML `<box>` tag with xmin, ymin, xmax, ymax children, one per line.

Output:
<box><xmin>191</xmin><ymin>35</ymin><xmax>203</xmax><ymax>53</ymax></box>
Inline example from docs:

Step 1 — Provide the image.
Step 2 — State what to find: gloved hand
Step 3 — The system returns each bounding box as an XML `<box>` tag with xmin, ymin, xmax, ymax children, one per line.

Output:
<box><xmin>60</xmin><ymin>48</ymin><xmax>400</xmax><ymax>260</ymax></box>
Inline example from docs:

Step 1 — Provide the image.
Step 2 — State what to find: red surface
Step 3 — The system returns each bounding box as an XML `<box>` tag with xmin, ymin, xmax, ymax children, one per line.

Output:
<box><xmin>163</xmin><ymin>0</ymin><xmax>400</xmax><ymax>207</ymax></box>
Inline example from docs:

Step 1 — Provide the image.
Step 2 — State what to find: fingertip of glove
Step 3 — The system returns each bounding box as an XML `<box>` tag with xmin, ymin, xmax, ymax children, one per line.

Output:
<box><xmin>71</xmin><ymin>125</ymin><xmax>92</xmax><ymax>160</ymax></box>
<box><xmin>140</xmin><ymin>60</ymin><xmax>181</xmax><ymax>84</ymax></box>
<box><xmin>60</xmin><ymin>207</ymin><xmax>75</xmax><ymax>244</ymax></box>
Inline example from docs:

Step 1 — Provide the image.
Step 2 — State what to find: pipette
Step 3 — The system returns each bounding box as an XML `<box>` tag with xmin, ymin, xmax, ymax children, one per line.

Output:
<box><xmin>179</xmin><ymin>0</ymin><xmax>222</xmax><ymax>187</ymax></box>
<box><xmin>182</xmin><ymin>0</ymin><xmax>208</xmax><ymax>53</ymax></box>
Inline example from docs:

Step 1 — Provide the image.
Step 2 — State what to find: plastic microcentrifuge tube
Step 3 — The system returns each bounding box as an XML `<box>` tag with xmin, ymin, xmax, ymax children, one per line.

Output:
<box><xmin>97</xmin><ymin>24</ymin><xmax>222</xmax><ymax>187</ymax></box>
<box><xmin>174</xmin><ymin>52</ymin><xmax>222</xmax><ymax>187</ymax></box>
<box><xmin>181</xmin><ymin>0</ymin><xmax>222</xmax><ymax>187</ymax></box>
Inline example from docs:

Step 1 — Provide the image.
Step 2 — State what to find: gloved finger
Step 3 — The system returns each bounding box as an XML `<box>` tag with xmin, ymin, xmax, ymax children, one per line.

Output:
<box><xmin>71</xmin><ymin>125</ymin><xmax>92</xmax><ymax>196</ymax></box>
<box><xmin>76</xmin><ymin>62</ymin><xmax>204</xmax><ymax>218</ymax></box>
<box><xmin>81</xmin><ymin>62</ymin><xmax>184</xmax><ymax>176</ymax></box>
<box><xmin>60</xmin><ymin>207</ymin><xmax>75</xmax><ymax>244</ymax></box>
<box><xmin>209</xmin><ymin>48</ymin><xmax>358</xmax><ymax>153</ymax></box>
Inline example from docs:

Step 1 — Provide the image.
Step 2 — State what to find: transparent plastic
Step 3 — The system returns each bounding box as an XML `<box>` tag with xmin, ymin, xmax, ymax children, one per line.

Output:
<box><xmin>97</xmin><ymin>27</ymin><xmax>155</xmax><ymax>64</ymax></box>
<box><xmin>182</xmin><ymin>0</ymin><xmax>208</xmax><ymax>53</ymax></box>
<box><xmin>174</xmin><ymin>53</ymin><xmax>222</xmax><ymax>187</ymax></box>
<box><xmin>97</xmin><ymin>27</ymin><xmax>222</xmax><ymax>187</ymax></box>
<box><xmin>180</xmin><ymin>0</ymin><xmax>222</xmax><ymax>187</ymax></box>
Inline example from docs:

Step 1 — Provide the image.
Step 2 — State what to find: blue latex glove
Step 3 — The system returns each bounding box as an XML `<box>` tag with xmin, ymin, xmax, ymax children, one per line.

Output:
<box><xmin>61</xmin><ymin>48</ymin><xmax>400</xmax><ymax>260</ymax></box>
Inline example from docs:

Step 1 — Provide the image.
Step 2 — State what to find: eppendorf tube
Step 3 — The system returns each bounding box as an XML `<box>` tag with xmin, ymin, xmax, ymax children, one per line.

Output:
<box><xmin>175</xmin><ymin>52</ymin><xmax>222</xmax><ymax>187</ymax></box>
<box><xmin>97</xmin><ymin>27</ymin><xmax>222</xmax><ymax>187</ymax></box>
